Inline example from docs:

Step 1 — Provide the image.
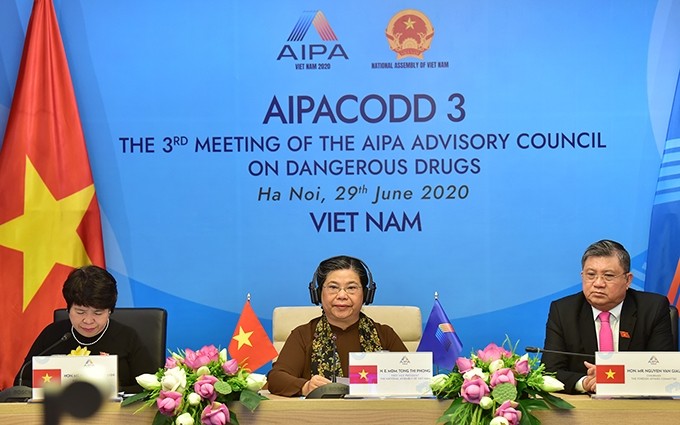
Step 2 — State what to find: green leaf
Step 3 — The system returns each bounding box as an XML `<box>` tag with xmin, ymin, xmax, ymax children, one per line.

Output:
<box><xmin>121</xmin><ymin>391</ymin><xmax>150</xmax><ymax>406</ymax></box>
<box><xmin>441</xmin><ymin>396</ymin><xmax>465</xmax><ymax>416</ymax></box>
<box><xmin>518</xmin><ymin>398</ymin><xmax>549</xmax><ymax>411</ymax></box>
<box><xmin>152</xmin><ymin>411</ymin><xmax>172</xmax><ymax>425</ymax></box>
<box><xmin>229</xmin><ymin>411</ymin><xmax>240</xmax><ymax>425</ymax></box>
<box><xmin>516</xmin><ymin>401</ymin><xmax>541</xmax><ymax>425</ymax></box>
<box><xmin>214</xmin><ymin>380</ymin><xmax>233</xmax><ymax>395</ymax></box>
<box><xmin>239</xmin><ymin>389</ymin><xmax>264</xmax><ymax>412</ymax></box>
<box><xmin>522</xmin><ymin>413</ymin><xmax>542</xmax><ymax>425</ymax></box>
<box><xmin>523</xmin><ymin>387</ymin><xmax>540</xmax><ymax>397</ymax></box>
<box><xmin>435</xmin><ymin>412</ymin><xmax>457</xmax><ymax>424</ymax></box>
<box><xmin>539</xmin><ymin>392</ymin><xmax>574</xmax><ymax>409</ymax></box>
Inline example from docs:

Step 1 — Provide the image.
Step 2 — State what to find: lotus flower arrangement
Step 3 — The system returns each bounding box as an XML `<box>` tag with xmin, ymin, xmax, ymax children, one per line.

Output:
<box><xmin>122</xmin><ymin>344</ymin><xmax>267</xmax><ymax>425</ymax></box>
<box><xmin>430</xmin><ymin>340</ymin><xmax>573</xmax><ymax>425</ymax></box>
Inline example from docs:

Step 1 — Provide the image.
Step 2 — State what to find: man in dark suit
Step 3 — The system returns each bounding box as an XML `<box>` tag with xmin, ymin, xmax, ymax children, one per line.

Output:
<box><xmin>542</xmin><ymin>239</ymin><xmax>674</xmax><ymax>394</ymax></box>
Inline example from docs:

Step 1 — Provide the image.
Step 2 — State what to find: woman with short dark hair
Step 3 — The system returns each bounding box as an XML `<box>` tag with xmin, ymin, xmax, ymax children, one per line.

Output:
<box><xmin>15</xmin><ymin>265</ymin><xmax>154</xmax><ymax>393</ymax></box>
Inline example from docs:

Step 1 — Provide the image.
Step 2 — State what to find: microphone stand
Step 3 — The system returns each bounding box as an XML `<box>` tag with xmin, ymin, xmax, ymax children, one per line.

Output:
<box><xmin>525</xmin><ymin>346</ymin><xmax>595</xmax><ymax>359</ymax></box>
<box><xmin>0</xmin><ymin>332</ymin><xmax>71</xmax><ymax>403</ymax></box>
<box><xmin>306</xmin><ymin>334</ymin><xmax>349</xmax><ymax>399</ymax></box>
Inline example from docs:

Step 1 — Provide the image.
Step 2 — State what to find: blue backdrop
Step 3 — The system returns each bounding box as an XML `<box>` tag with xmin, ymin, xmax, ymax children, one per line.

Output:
<box><xmin>1</xmin><ymin>0</ymin><xmax>679</xmax><ymax>372</ymax></box>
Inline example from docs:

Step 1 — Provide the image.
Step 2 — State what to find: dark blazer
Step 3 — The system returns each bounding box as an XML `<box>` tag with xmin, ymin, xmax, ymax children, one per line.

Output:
<box><xmin>542</xmin><ymin>288</ymin><xmax>674</xmax><ymax>393</ymax></box>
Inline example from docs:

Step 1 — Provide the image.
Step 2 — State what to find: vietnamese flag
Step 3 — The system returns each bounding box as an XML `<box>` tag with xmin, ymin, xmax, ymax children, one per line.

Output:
<box><xmin>228</xmin><ymin>300</ymin><xmax>278</xmax><ymax>372</ymax></box>
<box><xmin>596</xmin><ymin>365</ymin><xmax>626</xmax><ymax>384</ymax></box>
<box><xmin>32</xmin><ymin>369</ymin><xmax>61</xmax><ymax>388</ymax></box>
<box><xmin>349</xmin><ymin>365</ymin><xmax>378</xmax><ymax>384</ymax></box>
<box><xmin>0</xmin><ymin>0</ymin><xmax>105</xmax><ymax>389</ymax></box>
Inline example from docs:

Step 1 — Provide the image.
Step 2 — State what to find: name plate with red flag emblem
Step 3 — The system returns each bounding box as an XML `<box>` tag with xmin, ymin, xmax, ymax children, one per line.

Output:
<box><xmin>31</xmin><ymin>355</ymin><xmax>118</xmax><ymax>401</ymax></box>
<box><xmin>594</xmin><ymin>352</ymin><xmax>680</xmax><ymax>398</ymax></box>
<box><xmin>347</xmin><ymin>352</ymin><xmax>432</xmax><ymax>398</ymax></box>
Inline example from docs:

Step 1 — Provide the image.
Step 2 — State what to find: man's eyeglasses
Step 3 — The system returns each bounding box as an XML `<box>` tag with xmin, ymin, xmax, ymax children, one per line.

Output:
<box><xmin>582</xmin><ymin>271</ymin><xmax>628</xmax><ymax>283</ymax></box>
<box><xmin>323</xmin><ymin>283</ymin><xmax>362</xmax><ymax>295</ymax></box>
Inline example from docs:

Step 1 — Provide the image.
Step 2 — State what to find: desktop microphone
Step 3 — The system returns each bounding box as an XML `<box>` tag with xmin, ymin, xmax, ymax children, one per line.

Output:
<box><xmin>525</xmin><ymin>346</ymin><xmax>595</xmax><ymax>359</ymax></box>
<box><xmin>0</xmin><ymin>332</ymin><xmax>71</xmax><ymax>403</ymax></box>
<box><xmin>18</xmin><ymin>332</ymin><xmax>72</xmax><ymax>386</ymax></box>
<box><xmin>306</xmin><ymin>334</ymin><xmax>350</xmax><ymax>399</ymax></box>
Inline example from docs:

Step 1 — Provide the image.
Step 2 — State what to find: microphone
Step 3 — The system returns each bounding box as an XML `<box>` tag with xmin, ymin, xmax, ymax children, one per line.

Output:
<box><xmin>525</xmin><ymin>346</ymin><xmax>595</xmax><ymax>359</ymax></box>
<box><xmin>306</xmin><ymin>334</ymin><xmax>349</xmax><ymax>399</ymax></box>
<box><xmin>0</xmin><ymin>332</ymin><xmax>71</xmax><ymax>403</ymax></box>
<box><xmin>18</xmin><ymin>332</ymin><xmax>72</xmax><ymax>386</ymax></box>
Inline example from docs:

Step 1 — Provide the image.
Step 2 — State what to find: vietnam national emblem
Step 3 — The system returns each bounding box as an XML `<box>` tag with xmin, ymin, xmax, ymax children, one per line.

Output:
<box><xmin>385</xmin><ymin>10</ymin><xmax>435</xmax><ymax>60</ymax></box>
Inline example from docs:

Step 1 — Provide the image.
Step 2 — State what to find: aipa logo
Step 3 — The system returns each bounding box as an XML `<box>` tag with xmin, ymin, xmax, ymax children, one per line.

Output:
<box><xmin>277</xmin><ymin>10</ymin><xmax>349</xmax><ymax>61</ymax></box>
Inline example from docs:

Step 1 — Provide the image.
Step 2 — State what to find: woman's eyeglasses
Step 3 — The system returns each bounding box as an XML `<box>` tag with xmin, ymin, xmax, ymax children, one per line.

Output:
<box><xmin>323</xmin><ymin>283</ymin><xmax>362</xmax><ymax>295</ymax></box>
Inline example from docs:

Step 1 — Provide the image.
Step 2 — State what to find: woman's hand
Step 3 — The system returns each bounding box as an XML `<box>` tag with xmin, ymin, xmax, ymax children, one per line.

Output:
<box><xmin>301</xmin><ymin>374</ymin><xmax>332</xmax><ymax>396</ymax></box>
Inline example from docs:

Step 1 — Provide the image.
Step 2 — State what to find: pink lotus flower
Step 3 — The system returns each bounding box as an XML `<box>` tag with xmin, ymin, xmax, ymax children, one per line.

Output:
<box><xmin>460</xmin><ymin>376</ymin><xmax>490</xmax><ymax>404</ymax></box>
<box><xmin>185</xmin><ymin>347</ymin><xmax>216</xmax><ymax>370</ymax></box>
<box><xmin>201</xmin><ymin>401</ymin><xmax>230</xmax><ymax>425</ymax></box>
<box><xmin>490</xmin><ymin>368</ymin><xmax>516</xmax><ymax>387</ymax></box>
<box><xmin>165</xmin><ymin>356</ymin><xmax>179</xmax><ymax>369</ymax></box>
<box><xmin>222</xmin><ymin>358</ymin><xmax>239</xmax><ymax>375</ymax></box>
<box><xmin>194</xmin><ymin>375</ymin><xmax>219</xmax><ymax>402</ymax></box>
<box><xmin>495</xmin><ymin>400</ymin><xmax>522</xmax><ymax>425</ymax></box>
<box><xmin>199</xmin><ymin>345</ymin><xmax>220</xmax><ymax>362</ymax></box>
<box><xmin>156</xmin><ymin>390</ymin><xmax>182</xmax><ymax>416</ymax></box>
<box><xmin>513</xmin><ymin>355</ymin><xmax>530</xmax><ymax>375</ymax></box>
<box><xmin>456</xmin><ymin>356</ymin><xmax>475</xmax><ymax>373</ymax></box>
<box><xmin>477</xmin><ymin>343</ymin><xmax>511</xmax><ymax>362</ymax></box>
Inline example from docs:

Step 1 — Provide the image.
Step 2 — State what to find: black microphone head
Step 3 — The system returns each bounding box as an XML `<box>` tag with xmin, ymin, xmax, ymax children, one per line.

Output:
<box><xmin>305</xmin><ymin>382</ymin><xmax>349</xmax><ymax>399</ymax></box>
<box><xmin>0</xmin><ymin>385</ymin><xmax>32</xmax><ymax>402</ymax></box>
<box><xmin>61</xmin><ymin>332</ymin><xmax>72</xmax><ymax>342</ymax></box>
<box><xmin>525</xmin><ymin>346</ymin><xmax>540</xmax><ymax>353</ymax></box>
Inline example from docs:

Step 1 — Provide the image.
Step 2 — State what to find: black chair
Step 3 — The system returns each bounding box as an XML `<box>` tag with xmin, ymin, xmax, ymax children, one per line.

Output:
<box><xmin>670</xmin><ymin>305</ymin><xmax>679</xmax><ymax>351</ymax></box>
<box><xmin>54</xmin><ymin>307</ymin><xmax>168</xmax><ymax>371</ymax></box>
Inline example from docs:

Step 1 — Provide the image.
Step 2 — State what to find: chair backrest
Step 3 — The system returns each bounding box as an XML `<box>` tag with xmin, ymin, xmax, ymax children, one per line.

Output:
<box><xmin>54</xmin><ymin>307</ymin><xmax>168</xmax><ymax>371</ymax></box>
<box><xmin>272</xmin><ymin>305</ymin><xmax>422</xmax><ymax>358</ymax></box>
<box><xmin>670</xmin><ymin>305</ymin><xmax>678</xmax><ymax>351</ymax></box>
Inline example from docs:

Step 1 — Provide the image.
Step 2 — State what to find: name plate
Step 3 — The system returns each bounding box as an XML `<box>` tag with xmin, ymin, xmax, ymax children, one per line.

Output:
<box><xmin>32</xmin><ymin>355</ymin><xmax>119</xmax><ymax>400</ymax></box>
<box><xmin>348</xmin><ymin>351</ymin><xmax>432</xmax><ymax>397</ymax></box>
<box><xmin>595</xmin><ymin>351</ymin><xmax>680</xmax><ymax>397</ymax></box>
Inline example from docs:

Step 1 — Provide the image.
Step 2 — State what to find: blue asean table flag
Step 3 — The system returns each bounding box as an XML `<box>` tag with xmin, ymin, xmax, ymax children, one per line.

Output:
<box><xmin>645</xmin><ymin>70</ymin><xmax>680</xmax><ymax>305</ymax></box>
<box><xmin>417</xmin><ymin>298</ymin><xmax>463</xmax><ymax>371</ymax></box>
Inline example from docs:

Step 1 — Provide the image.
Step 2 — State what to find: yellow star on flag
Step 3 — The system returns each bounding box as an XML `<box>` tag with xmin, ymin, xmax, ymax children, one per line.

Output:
<box><xmin>605</xmin><ymin>369</ymin><xmax>616</xmax><ymax>380</ymax></box>
<box><xmin>359</xmin><ymin>369</ymin><xmax>369</xmax><ymax>381</ymax></box>
<box><xmin>41</xmin><ymin>373</ymin><xmax>54</xmax><ymax>383</ymax></box>
<box><xmin>0</xmin><ymin>157</ymin><xmax>94</xmax><ymax>310</ymax></box>
<box><xmin>232</xmin><ymin>326</ymin><xmax>254</xmax><ymax>350</ymax></box>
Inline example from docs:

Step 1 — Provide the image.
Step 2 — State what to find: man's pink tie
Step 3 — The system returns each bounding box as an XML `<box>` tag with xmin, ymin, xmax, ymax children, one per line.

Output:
<box><xmin>598</xmin><ymin>311</ymin><xmax>614</xmax><ymax>351</ymax></box>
